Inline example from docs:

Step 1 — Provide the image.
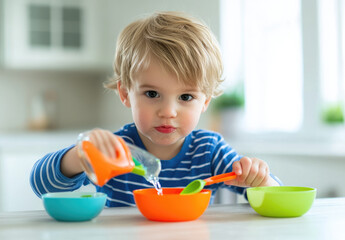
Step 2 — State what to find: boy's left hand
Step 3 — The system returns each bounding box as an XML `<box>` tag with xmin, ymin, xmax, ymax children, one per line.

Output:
<box><xmin>225</xmin><ymin>157</ymin><xmax>279</xmax><ymax>187</ymax></box>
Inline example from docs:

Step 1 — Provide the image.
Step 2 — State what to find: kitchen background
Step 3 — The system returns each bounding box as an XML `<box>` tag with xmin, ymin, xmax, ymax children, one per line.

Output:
<box><xmin>0</xmin><ymin>0</ymin><xmax>344</xmax><ymax>212</ymax></box>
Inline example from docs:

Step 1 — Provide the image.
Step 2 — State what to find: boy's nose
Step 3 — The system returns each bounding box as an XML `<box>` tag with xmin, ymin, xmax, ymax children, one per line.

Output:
<box><xmin>157</xmin><ymin>101</ymin><xmax>177</xmax><ymax>118</ymax></box>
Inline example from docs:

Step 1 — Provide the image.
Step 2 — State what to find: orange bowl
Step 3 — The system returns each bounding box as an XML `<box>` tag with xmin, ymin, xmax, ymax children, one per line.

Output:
<box><xmin>133</xmin><ymin>188</ymin><xmax>211</xmax><ymax>222</ymax></box>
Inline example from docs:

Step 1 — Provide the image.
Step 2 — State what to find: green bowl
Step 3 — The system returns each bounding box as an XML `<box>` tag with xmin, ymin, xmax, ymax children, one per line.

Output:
<box><xmin>42</xmin><ymin>192</ymin><xmax>106</xmax><ymax>221</ymax></box>
<box><xmin>247</xmin><ymin>186</ymin><xmax>316</xmax><ymax>218</ymax></box>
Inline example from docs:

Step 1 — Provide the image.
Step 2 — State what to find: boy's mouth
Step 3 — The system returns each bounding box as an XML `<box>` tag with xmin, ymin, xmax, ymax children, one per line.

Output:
<box><xmin>155</xmin><ymin>125</ymin><xmax>176</xmax><ymax>133</ymax></box>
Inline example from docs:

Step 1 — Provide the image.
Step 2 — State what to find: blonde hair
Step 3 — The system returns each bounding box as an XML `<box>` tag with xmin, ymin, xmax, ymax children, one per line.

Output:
<box><xmin>105</xmin><ymin>11</ymin><xmax>224</xmax><ymax>98</ymax></box>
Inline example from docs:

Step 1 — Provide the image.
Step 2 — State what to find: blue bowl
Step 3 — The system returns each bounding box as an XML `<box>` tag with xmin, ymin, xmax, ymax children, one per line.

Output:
<box><xmin>42</xmin><ymin>192</ymin><xmax>106</xmax><ymax>221</ymax></box>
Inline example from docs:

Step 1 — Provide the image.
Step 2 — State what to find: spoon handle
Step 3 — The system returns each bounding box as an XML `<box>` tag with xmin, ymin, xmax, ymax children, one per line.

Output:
<box><xmin>204</xmin><ymin>172</ymin><xmax>236</xmax><ymax>185</ymax></box>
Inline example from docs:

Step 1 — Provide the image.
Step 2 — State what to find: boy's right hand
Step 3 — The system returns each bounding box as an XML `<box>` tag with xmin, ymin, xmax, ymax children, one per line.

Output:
<box><xmin>61</xmin><ymin>128</ymin><xmax>121</xmax><ymax>178</ymax></box>
<box><xmin>78</xmin><ymin>128</ymin><xmax>122</xmax><ymax>160</ymax></box>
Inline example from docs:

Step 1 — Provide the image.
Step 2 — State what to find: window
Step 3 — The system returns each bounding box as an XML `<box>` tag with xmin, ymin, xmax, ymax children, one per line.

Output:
<box><xmin>220</xmin><ymin>0</ymin><xmax>345</xmax><ymax>138</ymax></box>
<box><xmin>319</xmin><ymin>0</ymin><xmax>345</xmax><ymax>124</ymax></box>
<box><xmin>28</xmin><ymin>2</ymin><xmax>82</xmax><ymax>49</ymax></box>
<box><xmin>62</xmin><ymin>7</ymin><xmax>82</xmax><ymax>48</ymax></box>
<box><xmin>29</xmin><ymin>4</ymin><xmax>51</xmax><ymax>47</ymax></box>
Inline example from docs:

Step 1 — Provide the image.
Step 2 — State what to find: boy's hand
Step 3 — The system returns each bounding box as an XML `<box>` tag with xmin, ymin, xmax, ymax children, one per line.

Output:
<box><xmin>62</xmin><ymin>128</ymin><xmax>122</xmax><ymax>178</ymax></box>
<box><xmin>225</xmin><ymin>157</ymin><xmax>279</xmax><ymax>187</ymax></box>
<box><xmin>81</xmin><ymin>128</ymin><xmax>122</xmax><ymax>160</ymax></box>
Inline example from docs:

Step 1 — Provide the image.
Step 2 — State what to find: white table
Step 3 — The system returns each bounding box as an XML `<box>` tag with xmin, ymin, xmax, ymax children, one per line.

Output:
<box><xmin>1</xmin><ymin>198</ymin><xmax>344</xmax><ymax>240</ymax></box>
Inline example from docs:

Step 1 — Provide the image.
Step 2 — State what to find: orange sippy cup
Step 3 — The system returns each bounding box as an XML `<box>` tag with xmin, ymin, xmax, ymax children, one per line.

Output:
<box><xmin>77</xmin><ymin>132</ymin><xmax>161</xmax><ymax>187</ymax></box>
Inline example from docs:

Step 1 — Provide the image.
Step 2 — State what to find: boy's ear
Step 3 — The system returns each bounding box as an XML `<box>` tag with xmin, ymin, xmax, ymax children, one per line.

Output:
<box><xmin>202</xmin><ymin>97</ymin><xmax>212</xmax><ymax>112</ymax></box>
<box><xmin>117</xmin><ymin>81</ymin><xmax>131</xmax><ymax>107</ymax></box>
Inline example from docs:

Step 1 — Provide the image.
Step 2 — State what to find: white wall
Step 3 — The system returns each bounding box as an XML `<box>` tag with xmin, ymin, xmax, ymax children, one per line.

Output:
<box><xmin>0</xmin><ymin>70</ymin><xmax>107</xmax><ymax>131</ymax></box>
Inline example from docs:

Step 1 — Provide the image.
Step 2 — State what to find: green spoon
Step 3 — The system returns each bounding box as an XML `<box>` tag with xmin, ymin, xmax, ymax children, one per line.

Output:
<box><xmin>180</xmin><ymin>172</ymin><xmax>237</xmax><ymax>195</ymax></box>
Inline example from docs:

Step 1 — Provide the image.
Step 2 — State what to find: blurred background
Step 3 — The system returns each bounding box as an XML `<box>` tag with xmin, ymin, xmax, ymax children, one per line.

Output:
<box><xmin>0</xmin><ymin>0</ymin><xmax>344</xmax><ymax>211</ymax></box>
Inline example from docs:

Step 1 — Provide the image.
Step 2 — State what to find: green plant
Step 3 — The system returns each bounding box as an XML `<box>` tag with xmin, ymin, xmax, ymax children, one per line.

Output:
<box><xmin>322</xmin><ymin>103</ymin><xmax>344</xmax><ymax>124</ymax></box>
<box><xmin>211</xmin><ymin>84</ymin><xmax>245</xmax><ymax>112</ymax></box>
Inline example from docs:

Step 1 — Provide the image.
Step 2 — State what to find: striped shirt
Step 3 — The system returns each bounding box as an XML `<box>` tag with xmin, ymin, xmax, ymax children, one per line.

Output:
<box><xmin>30</xmin><ymin>123</ymin><xmax>281</xmax><ymax>207</ymax></box>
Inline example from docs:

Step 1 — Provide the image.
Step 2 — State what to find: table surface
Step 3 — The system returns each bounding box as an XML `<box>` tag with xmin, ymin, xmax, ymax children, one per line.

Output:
<box><xmin>1</xmin><ymin>197</ymin><xmax>344</xmax><ymax>240</ymax></box>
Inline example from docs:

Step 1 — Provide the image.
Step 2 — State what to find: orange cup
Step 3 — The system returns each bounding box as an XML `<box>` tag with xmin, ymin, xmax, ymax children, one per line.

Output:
<box><xmin>133</xmin><ymin>188</ymin><xmax>211</xmax><ymax>222</ymax></box>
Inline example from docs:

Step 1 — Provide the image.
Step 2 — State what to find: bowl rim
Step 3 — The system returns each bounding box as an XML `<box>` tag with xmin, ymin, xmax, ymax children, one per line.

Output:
<box><xmin>42</xmin><ymin>192</ymin><xmax>106</xmax><ymax>199</ymax></box>
<box><xmin>247</xmin><ymin>186</ymin><xmax>317</xmax><ymax>193</ymax></box>
<box><xmin>133</xmin><ymin>187</ymin><xmax>212</xmax><ymax>196</ymax></box>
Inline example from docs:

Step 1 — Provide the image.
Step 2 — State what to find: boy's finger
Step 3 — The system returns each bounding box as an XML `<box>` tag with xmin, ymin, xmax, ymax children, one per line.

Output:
<box><xmin>224</xmin><ymin>179</ymin><xmax>239</xmax><ymax>186</ymax></box>
<box><xmin>251</xmin><ymin>165</ymin><xmax>267</xmax><ymax>187</ymax></box>
<box><xmin>232</xmin><ymin>161</ymin><xmax>242</xmax><ymax>175</ymax></box>
<box><xmin>245</xmin><ymin>160</ymin><xmax>259</xmax><ymax>185</ymax></box>
<box><xmin>105</xmin><ymin>131</ymin><xmax>119</xmax><ymax>159</ymax></box>
<box><xmin>113</xmin><ymin>136</ymin><xmax>127</xmax><ymax>161</ymax></box>
<box><xmin>97</xmin><ymin>130</ymin><xmax>113</xmax><ymax>159</ymax></box>
<box><xmin>238</xmin><ymin>157</ymin><xmax>251</xmax><ymax>182</ymax></box>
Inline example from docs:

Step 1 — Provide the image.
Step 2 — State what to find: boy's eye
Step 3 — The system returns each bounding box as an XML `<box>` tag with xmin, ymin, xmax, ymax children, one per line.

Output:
<box><xmin>179</xmin><ymin>94</ymin><xmax>193</xmax><ymax>101</ymax></box>
<box><xmin>145</xmin><ymin>91</ymin><xmax>159</xmax><ymax>98</ymax></box>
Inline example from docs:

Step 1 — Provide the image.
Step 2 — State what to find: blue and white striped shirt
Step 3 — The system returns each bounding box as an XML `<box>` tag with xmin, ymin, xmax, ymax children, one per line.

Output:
<box><xmin>30</xmin><ymin>123</ymin><xmax>280</xmax><ymax>207</ymax></box>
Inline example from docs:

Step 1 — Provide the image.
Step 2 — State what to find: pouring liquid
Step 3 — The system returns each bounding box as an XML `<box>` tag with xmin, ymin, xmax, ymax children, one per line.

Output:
<box><xmin>78</xmin><ymin>132</ymin><xmax>163</xmax><ymax>194</ymax></box>
<box><xmin>149</xmin><ymin>177</ymin><xmax>163</xmax><ymax>195</ymax></box>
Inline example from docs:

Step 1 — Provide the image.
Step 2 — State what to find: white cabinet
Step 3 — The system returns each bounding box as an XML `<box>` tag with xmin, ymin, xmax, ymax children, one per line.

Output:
<box><xmin>0</xmin><ymin>131</ymin><xmax>78</xmax><ymax>212</ymax></box>
<box><xmin>3</xmin><ymin>0</ymin><xmax>107</xmax><ymax>71</ymax></box>
<box><xmin>0</xmin><ymin>147</ymin><xmax>45</xmax><ymax>211</ymax></box>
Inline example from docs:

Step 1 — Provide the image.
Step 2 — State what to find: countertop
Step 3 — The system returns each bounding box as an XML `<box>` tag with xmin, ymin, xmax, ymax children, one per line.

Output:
<box><xmin>1</xmin><ymin>197</ymin><xmax>344</xmax><ymax>240</ymax></box>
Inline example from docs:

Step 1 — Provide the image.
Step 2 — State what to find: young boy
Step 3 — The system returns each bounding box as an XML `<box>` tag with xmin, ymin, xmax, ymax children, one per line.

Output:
<box><xmin>30</xmin><ymin>12</ymin><xmax>281</xmax><ymax>207</ymax></box>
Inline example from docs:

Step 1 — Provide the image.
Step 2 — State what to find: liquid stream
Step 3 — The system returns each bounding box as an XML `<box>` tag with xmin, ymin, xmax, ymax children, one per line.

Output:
<box><xmin>149</xmin><ymin>177</ymin><xmax>163</xmax><ymax>195</ymax></box>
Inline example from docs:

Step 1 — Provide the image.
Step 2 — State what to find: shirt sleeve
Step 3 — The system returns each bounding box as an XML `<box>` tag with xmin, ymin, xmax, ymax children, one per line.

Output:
<box><xmin>30</xmin><ymin>144</ymin><xmax>90</xmax><ymax>198</ymax></box>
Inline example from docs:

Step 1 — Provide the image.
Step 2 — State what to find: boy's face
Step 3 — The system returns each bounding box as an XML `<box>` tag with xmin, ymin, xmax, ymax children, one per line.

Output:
<box><xmin>118</xmin><ymin>59</ymin><xmax>211</xmax><ymax>150</ymax></box>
